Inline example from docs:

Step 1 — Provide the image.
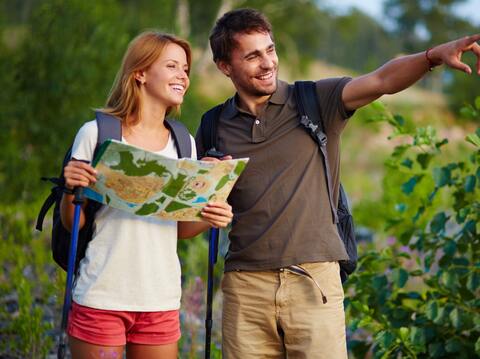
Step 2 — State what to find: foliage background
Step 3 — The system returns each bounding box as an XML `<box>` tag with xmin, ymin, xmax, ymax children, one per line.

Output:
<box><xmin>0</xmin><ymin>0</ymin><xmax>478</xmax><ymax>358</ymax></box>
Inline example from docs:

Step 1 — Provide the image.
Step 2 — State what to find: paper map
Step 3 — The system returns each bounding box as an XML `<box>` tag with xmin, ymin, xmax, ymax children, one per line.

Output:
<box><xmin>84</xmin><ymin>139</ymin><xmax>248</xmax><ymax>221</ymax></box>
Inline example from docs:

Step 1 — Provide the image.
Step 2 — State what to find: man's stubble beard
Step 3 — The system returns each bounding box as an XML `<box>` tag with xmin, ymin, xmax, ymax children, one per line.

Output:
<box><xmin>245</xmin><ymin>72</ymin><xmax>278</xmax><ymax>97</ymax></box>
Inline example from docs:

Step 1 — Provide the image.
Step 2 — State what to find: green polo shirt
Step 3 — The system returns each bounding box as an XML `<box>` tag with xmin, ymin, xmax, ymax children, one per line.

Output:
<box><xmin>196</xmin><ymin>78</ymin><xmax>354</xmax><ymax>272</ymax></box>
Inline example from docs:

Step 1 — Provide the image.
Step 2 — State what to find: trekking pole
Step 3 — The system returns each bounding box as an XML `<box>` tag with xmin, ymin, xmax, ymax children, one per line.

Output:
<box><xmin>203</xmin><ymin>148</ymin><xmax>225</xmax><ymax>359</ymax></box>
<box><xmin>57</xmin><ymin>187</ymin><xmax>84</xmax><ymax>359</ymax></box>
<box><xmin>205</xmin><ymin>226</ymin><xmax>220</xmax><ymax>359</ymax></box>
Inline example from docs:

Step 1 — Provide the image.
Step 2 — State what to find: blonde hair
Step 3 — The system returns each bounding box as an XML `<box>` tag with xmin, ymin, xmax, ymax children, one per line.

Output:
<box><xmin>100</xmin><ymin>31</ymin><xmax>191</xmax><ymax>127</ymax></box>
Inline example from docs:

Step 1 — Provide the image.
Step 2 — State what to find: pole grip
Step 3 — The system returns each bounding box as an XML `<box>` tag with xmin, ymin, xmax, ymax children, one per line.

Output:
<box><xmin>73</xmin><ymin>186</ymin><xmax>84</xmax><ymax>205</ymax></box>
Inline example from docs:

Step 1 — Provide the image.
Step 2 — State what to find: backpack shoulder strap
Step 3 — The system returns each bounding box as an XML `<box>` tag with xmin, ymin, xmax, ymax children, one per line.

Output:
<box><xmin>36</xmin><ymin>112</ymin><xmax>122</xmax><ymax>232</ymax></box>
<box><xmin>200</xmin><ymin>104</ymin><xmax>224</xmax><ymax>157</ymax></box>
<box><xmin>294</xmin><ymin>81</ymin><xmax>338</xmax><ymax>223</ymax></box>
<box><xmin>294</xmin><ymin>81</ymin><xmax>325</xmax><ymax>131</ymax></box>
<box><xmin>95</xmin><ymin>111</ymin><xmax>122</xmax><ymax>146</ymax></box>
<box><xmin>165</xmin><ymin>119</ymin><xmax>192</xmax><ymax>158</ymax></box>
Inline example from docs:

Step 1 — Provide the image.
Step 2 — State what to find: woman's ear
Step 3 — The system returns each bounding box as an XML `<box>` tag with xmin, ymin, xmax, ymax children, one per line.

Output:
<box><xmin>135</xmin><ymin>70</ymin><xmax>146</xmax><ymax>84</ymax></box>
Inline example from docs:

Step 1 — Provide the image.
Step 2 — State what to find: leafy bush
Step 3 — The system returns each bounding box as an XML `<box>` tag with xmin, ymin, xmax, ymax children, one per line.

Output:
<box><xmin>346</xmin><ymin>100</ymin><xmax>480</xmax><ymax>358</ymax></box>
<box><xmin>0</xmin><ymin>200</ymin><xmax>57</xmax><ymax>358</ymax></box>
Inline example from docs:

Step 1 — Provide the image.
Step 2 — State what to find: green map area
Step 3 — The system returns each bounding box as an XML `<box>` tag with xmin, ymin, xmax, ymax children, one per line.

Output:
<box><xmin>84</xmin><ymin>139</ymin><xmax>248</xmax><ymax>221</ymax></box>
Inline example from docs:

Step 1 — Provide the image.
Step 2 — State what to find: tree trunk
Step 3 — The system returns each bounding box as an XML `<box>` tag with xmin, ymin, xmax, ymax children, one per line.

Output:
<box><xmin>195</xmin><ymin>0</ymin><xmax>242</xmax><ymax>73</ymax></box>
<box><xmin>176</xmin><ymin>0</ymin><xmax>190</xmax><ymax>39</ymax></box>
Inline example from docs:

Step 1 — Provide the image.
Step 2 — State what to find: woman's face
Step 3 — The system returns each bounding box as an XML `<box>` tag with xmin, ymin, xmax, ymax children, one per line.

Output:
<box><xmin>141</xmin><ymin>42</ymin><xmax>190</xmax><ymax>108</ymax></box>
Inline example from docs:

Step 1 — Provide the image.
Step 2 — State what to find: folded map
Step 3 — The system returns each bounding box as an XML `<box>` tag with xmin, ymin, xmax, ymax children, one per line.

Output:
<box><xmin>84</xmin><ymin>139</ymin><xmax>249</xmax><ymax>221</ymax></box>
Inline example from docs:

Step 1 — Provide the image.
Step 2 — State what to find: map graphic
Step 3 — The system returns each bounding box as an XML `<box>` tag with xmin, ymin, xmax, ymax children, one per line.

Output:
<box><xmin>84</xmin><ymin>140</ymin><xmax>249</xmax><ymax>221</ymax></box>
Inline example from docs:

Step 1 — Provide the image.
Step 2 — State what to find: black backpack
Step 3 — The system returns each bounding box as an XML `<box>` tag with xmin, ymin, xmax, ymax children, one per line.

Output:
<box><xmin>198</xmin><ymin>81</ymin><xmax>357</xmax><ymax>282</ymax></box>
<box><xmin>36</xmin><ymin>111</ymin><xmax>192</xmax><ymax>272</ymax></box>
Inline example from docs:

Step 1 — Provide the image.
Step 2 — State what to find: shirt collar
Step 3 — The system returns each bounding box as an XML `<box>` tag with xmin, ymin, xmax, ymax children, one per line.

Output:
<box><xmin>223</xmin><ymin>79</ymin><xmax>289</xmax><ymax>120</ymax></box>
<box><xmin>269</xmin><ymin>80</ymin><xmax>289</xmax><ymax>105</ymax></box>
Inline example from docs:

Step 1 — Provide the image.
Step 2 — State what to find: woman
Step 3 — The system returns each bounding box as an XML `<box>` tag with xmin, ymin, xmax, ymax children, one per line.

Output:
<box><xmin>60</xmin><ymin>31</ymin><xmax>233</xmax><ymax>358</ymax></box>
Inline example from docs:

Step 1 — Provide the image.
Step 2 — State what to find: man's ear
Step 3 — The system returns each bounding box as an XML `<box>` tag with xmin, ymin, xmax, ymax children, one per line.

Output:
<box><xmin>135</xmin><ymin>70</ymin><xmax>146</xmax><ymax>84</ymax></box>
<box><xmin>216</xmin><ymin>61</ymin><xmax>231</xmax><ymax>78</ymax></box>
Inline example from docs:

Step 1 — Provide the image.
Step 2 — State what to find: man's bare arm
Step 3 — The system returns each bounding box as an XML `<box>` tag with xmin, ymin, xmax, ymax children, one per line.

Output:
<box><xmin>342</xmin><ymin>34</ymin><xmax>480</xmax><ymax>111</ymax></box>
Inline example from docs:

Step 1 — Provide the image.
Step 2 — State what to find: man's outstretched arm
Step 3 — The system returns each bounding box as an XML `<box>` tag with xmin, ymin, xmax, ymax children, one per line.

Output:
<box><xmin>342</xmin><ymin>34</ymin><xmax>480</xmax><ymax>111</ymax></box>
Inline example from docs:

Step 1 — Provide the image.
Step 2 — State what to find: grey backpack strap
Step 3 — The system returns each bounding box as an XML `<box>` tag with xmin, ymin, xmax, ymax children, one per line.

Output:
<box><xmin>165</xmin><ymin>119</ymin><xmax>192</xmax><ymax>158</ymax></box>
<box><xmin>95</xmin><ymin>111</ymin><xmax>122</xmax><ymax>146</ymax></box>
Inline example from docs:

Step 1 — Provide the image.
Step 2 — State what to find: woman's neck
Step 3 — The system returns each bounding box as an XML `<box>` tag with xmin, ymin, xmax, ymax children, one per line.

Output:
<box><xmin>134</xmin><ymin>97</ymin><xmax>168</xmax><ymax>131</ymax></box>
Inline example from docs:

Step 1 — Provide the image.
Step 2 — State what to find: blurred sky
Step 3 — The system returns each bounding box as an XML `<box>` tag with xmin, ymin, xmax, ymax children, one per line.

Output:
<box><xmin>325</xmin><ymin>0</ymin><xmax>480</xmax><ymax>26</ymax></box>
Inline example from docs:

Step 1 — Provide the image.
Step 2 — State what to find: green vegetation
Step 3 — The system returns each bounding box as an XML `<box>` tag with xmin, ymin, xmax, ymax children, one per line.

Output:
<box><xmin>0</xmin><ymin>0</ymin><xmax>478</xmax><ymax>357</ymax></box>
<box><xmin>346</xmin><ymin>101</ymin><xmax>480</xmax><ymax>358</ymax></box>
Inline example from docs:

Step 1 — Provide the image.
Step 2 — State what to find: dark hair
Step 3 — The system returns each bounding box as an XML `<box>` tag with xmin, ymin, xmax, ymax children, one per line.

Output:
<box><xmin>209</xmin><ymin>8</ymin><xmax>273</xmax><ymax>63</ymax></box>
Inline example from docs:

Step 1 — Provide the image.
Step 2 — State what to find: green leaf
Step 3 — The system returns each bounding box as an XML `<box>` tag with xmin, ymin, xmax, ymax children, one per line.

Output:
<box><xmin>463</xmin><ymin>220</ymin><xmax>476</xmax><ymax>238</ymax></box>
<box><xmin>401</xmin><ymin>158</ymin><xmax>413</xmax><ymax>168</ymax></box>
<box><xmin>475</xmin><ymin>337</ymin><xmax>480</xmax><ymax>354</ymax></box>
<box><xmin>467</xmin><ymin>272</ymin><xmax>480</xmax><ymax>293</ymax></box>
<box><xmin>430</xmin><ymin>212</ymin><xmax>447</xmax><ymax>234</ymax></box>
<box><xmin>435</xmin><ymin>138</ymin><xmax>448</xmax><ymax>149</ymax></box>
<box><xmin>393</xmin><ymin>114</ymin><xmax>405</xmax><ymax>127</ymax></box>
<box><xmin>392</xmin><ymin>268</ymin><xmax>409</xmax><ymax>288</ymax></box>
<box><xmin>475</xmin><ymin>96</ymin><xmax>480</xmax><ymax>110</ymax></box>
<box><xmin>433</xmin><ymin>167</ymin><xmax>451</xmax><ymax>187</ymax></box>
<box><xmin>445</xmin><ymin>338</ymin><xmax>462</xmax><ymax>353</ymax></box>
<box><xmin>433</xmin><ymin>305</ymin><xmax>447</xmax><ymax>324</ymax></box>
<box><xmin>460</xmin><ymin>106</ymin><xmax>475</xmax><ymax>118</ymax></box>
<box><xmin>427</xmin><ymin>188</ymin><xmax>438</xmax><ymax>203</ymax></box>
<box><xmin>412</xmin><ymin>206</ymin><xmax>425</xmax><ymax>223</ymax></box>
<box><xmin>426</xmin><ymin>301</ymin><xmax>438</xmax><ymax>321</ymax></box>
<box><xmin>424</xmin><ymin>253</ymin><xmax>434</xmax><ymax>272</ymax></box>
<box><xmin>399</xmin><ymin>327</ymin><xmax>409</xmax><ymax>341</ymax></box>
<box><xmin>371</xmin><ymin>100</ymin><xmax>386</xmax><ymax>112</ymax></box>
<box><xmin>372</xmin><ymin>275</ymin><xmax>388</xmax><ymax>291</ymax></box>
<box><xmin>357</xmin><ymin>317</ymin><xmax>373</xmax><ymax>327</ymax></box>
<box><xmin>392</xmin><ymin>145</ymin><xmax>409</xmax><ymax>158</ymax></box>
<box><xmin>410</xmin><ymin>326</ymin><xmax>426</xmax><ymax>348</ymax></box>
<box><xmin>375</xmin><ymin>330</ymin><xmax>395</xmax><ymax>349</ymax></box>
<box><xmin>392</xmin><ymin>308</ymin><xmax>408</xmax><ymax>320</ymax></box>
<box><xmin>464</xmin><ymin>175</ymin><xmax>476</xmax><ymax>192</ymax></box>
<box><xmin>441</xmin><ymin>271</ymin><xmax>457</xmax><ymax>290</ymax></box>
<box><xmin>443</xmin><ymin>241</ymin><xmax>456</xmax><ymax>257</ymax></box>
<box><xmin>428</xmin><ymin>342</ymin><xmax>445</xmax><ymax>357</ymax></box>
<box><xmin>466</xmin><ymin>133</ymin><xmax>480</xmax><ymax>147</ymax></box>
<box><xmin>449</xmin><ymin>308</ymin><xmax>462</xmax><ymax>330</ymax></box>
<box><xmin>456</xmin><ymin>207</ymin><xmax>470</xmax><ymax>223</ymax></box>
<box><xmin>417</xmin><ymin>153</ymin><xmax>432</xmax><ymax>169</ymax></box>
<box><xmin>401</xmin><ymin>175</ymin><xmax>422</xmax><ymax>194</ymax></box>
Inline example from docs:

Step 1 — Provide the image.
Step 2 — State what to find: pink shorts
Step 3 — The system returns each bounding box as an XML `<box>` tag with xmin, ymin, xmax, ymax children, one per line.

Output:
<box><xmin>67</xmin><ymin>302</ymin><xmax>181</xmax><ymax>346</ymax></box>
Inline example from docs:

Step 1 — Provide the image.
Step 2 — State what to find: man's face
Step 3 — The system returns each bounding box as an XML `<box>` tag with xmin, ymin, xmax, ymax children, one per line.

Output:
<box><xmin>219</xmin><ymin>31</ymin><xmax>278</xmax><ymax>98</ymax></box>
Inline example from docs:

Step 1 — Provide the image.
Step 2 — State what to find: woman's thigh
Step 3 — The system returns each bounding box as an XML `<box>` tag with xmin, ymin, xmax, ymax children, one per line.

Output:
<box><xmin>69</xmin><ymin>336</ymin><xmax>124</xmax><ymax>359</ymax></box>
<box><xmin>127</xmin><ymin>342</ymin><xmax>178</xmax><ymax>359</ymax></box>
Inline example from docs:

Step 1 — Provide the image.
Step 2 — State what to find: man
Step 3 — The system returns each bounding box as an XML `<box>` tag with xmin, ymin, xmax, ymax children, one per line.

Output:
<box><xmin>195</xmin><ymin>8</ymin><xmax>480</xmax><ymax>359</ymax></box>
